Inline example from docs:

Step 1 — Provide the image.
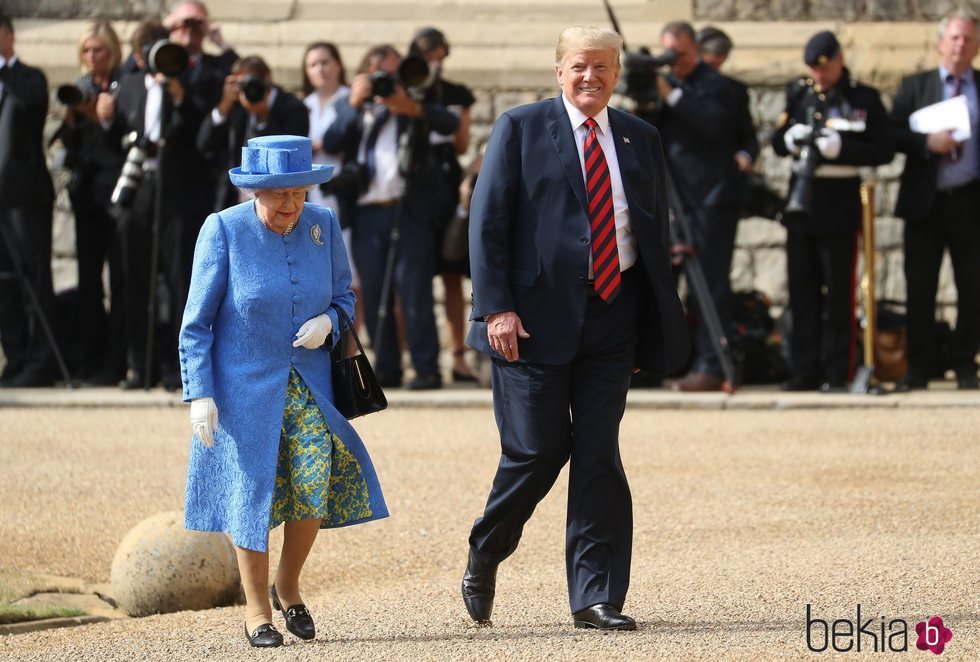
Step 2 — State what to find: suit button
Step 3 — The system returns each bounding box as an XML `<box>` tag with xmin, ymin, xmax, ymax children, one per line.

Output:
<box><xmin>580</xmin><ymin>236</ymin><xmax>588</xmax><ymax>244</ymax></box>
<box><xmin>290</xmin><ymin>275</ymin><xmax>299</xmax><ymax>283</ymax></box>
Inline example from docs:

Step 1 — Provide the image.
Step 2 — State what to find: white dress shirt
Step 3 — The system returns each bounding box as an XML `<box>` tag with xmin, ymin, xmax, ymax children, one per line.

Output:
<box><xmin>357</xmin><ymin>105</ymin><xmax>402</xmax><ymax>205</ymax></box>
<box><xmin>305</xmin><ymin>86</ymin><xmax>349</xmax><ymax>208</ymax></box>
<box><xmin>561</xmin><ymin>95</ymin><xmax>637</xmax><ymax>273</ymax></box>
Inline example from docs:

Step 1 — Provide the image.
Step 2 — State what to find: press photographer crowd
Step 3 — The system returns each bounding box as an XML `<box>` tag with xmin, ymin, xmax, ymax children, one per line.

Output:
<box><xmin>0</xmin><ymin>1</ymin><xmax>978</xmax><ymax>394</ymax></box>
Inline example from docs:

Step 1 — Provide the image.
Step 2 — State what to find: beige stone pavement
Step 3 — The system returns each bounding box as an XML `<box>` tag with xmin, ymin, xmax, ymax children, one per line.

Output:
<box><xmin>0</xmin><ymin>389</ymin><xmax>979</xmax><ymax>660</ymax></box>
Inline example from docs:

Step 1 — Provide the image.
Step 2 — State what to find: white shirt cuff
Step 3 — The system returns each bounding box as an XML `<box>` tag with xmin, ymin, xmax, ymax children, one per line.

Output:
<box><xmin>211</xmin><ymin>108</ymin><xmax>227</xmax><ymax>125</ymax></box>
<box><xmin>666</xmin><ymin>87</ymin><xmax>683</xmax><ymax>107</ymax></box>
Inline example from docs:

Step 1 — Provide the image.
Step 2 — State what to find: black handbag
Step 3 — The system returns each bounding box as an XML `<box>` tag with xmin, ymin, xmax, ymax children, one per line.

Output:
<box><xmin>329</xmin><ymin>305</ymin><xmax>388</xmax><ymax>419</ymax></box>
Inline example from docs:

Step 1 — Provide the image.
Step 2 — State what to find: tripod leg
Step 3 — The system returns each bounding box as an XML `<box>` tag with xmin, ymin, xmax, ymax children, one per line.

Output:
<box><xmin>0</xmin><ymin>212</ymin><xmax>72</xmax><ymax>387</ymax></box>
<box><xmin>373</xmin><ymin>202</ymin><xmax>402</xmax><ymax>362</ymax></box>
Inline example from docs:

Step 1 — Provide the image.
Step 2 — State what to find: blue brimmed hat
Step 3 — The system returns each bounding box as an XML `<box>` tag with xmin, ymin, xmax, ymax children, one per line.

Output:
<box><xmin>228</xmin><ymin>135</ymin><xmax>334</xmax><ymax>189</ymax></box>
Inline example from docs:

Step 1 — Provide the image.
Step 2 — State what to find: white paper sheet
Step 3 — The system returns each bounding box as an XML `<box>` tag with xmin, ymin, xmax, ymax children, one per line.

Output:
<box><xmin>908</xmin><ymin>95</ymin><xmax>972</xmax><ymax>141</ymax></box>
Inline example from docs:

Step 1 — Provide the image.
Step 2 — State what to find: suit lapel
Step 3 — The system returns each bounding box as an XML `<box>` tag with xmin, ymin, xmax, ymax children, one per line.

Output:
<box><xmin>926</xmin><ymin>68</ymin><xmax>943</xmax><ymax>105</ymax></box>
<box><xmin>608</xmin><ymin>110</ymin><xmax>643</xmax><ymax>213</ymax></box>
<box><xmin>546</xmin><ymin>97</ymin><xmax>588</xmax><ymax>211</ymax></box>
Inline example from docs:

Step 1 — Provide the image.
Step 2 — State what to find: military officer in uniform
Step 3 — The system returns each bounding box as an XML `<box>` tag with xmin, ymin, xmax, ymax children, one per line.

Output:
<box><xmin>771</xmin><ymin>31</ymin><xmax>894</xmax><ymax>391</ymax></box>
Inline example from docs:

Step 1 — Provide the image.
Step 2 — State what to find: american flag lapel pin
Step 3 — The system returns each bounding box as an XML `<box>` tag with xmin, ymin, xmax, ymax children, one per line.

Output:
<box><xmin>623</xmin><ymin>136</ymin><xmax>631</xmax><ymax>144</ymax></box>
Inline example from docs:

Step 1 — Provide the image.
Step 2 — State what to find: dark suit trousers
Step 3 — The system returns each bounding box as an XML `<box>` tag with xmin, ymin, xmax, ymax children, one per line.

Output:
<box><xmin>786</xmin><ymin>229</ymin><xmax>859</xmax><ymax>384</ymax></box>
<box><xmin>352</xmin><ymin>202</ymin><xmax>439</xmax><ymax>381</ymax></box>
<box><xmin>468</xmin><ymin>269</ymin><xmax>640</xmax><ymax>614</ymax></box>
<box><xmin>0</xmin><ymin>204</ymin><xmax>56</xmax><ymax>379</ymax></box>
<box><xmin>904</xmin><ymin>184</ymin><xmax>980</xmax><ymax>378</ymax></box>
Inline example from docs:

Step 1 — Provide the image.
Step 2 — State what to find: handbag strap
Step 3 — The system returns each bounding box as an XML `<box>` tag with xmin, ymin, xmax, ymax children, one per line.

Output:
<box><xmin>330</xmin><ymin>304</ymin><xmax>367</xmax><ymax>356</ymax></box>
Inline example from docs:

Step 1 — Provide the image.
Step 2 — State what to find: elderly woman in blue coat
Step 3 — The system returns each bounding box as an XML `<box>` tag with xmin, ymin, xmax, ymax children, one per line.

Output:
<box><xmin>179</xmin><ymin>135</ymin><xmax>388</xmax><ymax>648</ymax></box>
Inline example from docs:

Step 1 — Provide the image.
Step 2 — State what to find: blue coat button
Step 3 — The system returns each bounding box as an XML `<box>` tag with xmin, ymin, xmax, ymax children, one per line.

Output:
<box><xmin>287</xmin><ymin>256</ymin><xmax>295</xmax><ymax>264</ymax></box>
<box><xmin>290</xmin><ymin>275</ymin><xmax>299</xmax><ymax>283</ymax></box>
<box><xmin>292</xmin><ymin>295</ymin><xmax>301</xmax><ymax>303</ymax></box>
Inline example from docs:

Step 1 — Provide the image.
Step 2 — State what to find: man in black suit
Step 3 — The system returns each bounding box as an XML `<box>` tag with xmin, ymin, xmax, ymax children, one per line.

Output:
<box><xmin>198</xmin><ymin>55</ymin><xmax>309</xmax><ymax>210</ymax></box>
<box><xmin>461</xmin><ymin>26</ymin><xmax>689</xmax><ymax>630</ymax></box>
<box><xmin>697</xmin><ymin>26</ymin><xmax>759</xmax><ymax>177</ymax></box>
<box><xmin>772</xmin><ymin>32</ymin><xmax>894</xmax><ymax>391</ymax></box>
<box><xmin>642</xmin><ymin>21</ymin><xmax>740</xmax><ymax>392</ymax></box>
<box><xmin>99</xmin><ymin>20</ymin><xmax>219</xmax><ymax>389</ymax></box>
<box><xmin>322</xmin><ymin>45</ymin><xmax>459</xmax><ymax>391</ymax></box>
<box><xmin>891</xmin><ymin>9</ymin><xmax>980</xmax><ymax>391</ymax></box>
<box><xmin>0</xmin><ymin>15</ymin><xmax>58</xmax><ymax>387</ymax></box>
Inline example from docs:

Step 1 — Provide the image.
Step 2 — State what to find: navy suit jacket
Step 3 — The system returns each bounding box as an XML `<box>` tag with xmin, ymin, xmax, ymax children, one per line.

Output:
<box><xmin>466</xmin><ymin>96</ymin><xmax>689</xmax><ymax>377</ymax></box>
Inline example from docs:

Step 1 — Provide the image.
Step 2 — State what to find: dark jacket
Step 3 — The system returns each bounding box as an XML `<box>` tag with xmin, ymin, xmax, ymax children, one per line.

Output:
<box><xmin>0</xmin><ymin>59</ymin><xmax>55</xmax><ymax>209</ymax></box>
<box><xmin>891</xmin><ymin>67</ymin><xmax>980</xmax><ymax>221</ymax></box>
<box><xmin>726</xmin><ymin>74</ymin><xmax>760</xmax><ymax>163</ymax></box>
<box><xmin>197</xmin><ymin>86</ymin><xmax>310</xmax><ymax>210</ymax></box>
<box><xmin>466</xmin><ymin>97</ymin><xmax>690</xmax><ymax>377</ymax></box>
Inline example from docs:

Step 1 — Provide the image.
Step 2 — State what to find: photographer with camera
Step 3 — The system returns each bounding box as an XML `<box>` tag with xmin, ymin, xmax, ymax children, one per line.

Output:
<box><xmin>99</xmin><ymin>19</ymin><xmax>219</xmax><ymax>390</ymax></box>
<box><xmin>771</xmin><ymin>31</ymin><xmax>894</xmax><ymax>392</ymax></box>
<box><xmin>639</xmin><ymin>21</ymin><xmax>739</xmax><ymax>392</ymax></box>
<box><xmin>322</xmin><ymin>44</ymin><xmax>459</xmax><ymax>390</ymax></box>
<box><xmin>0</xmin><ymin>15</ymin><xmax>58</xmax><ymax>387</ymax></box>
<box><xmin>198</xmin><ymin>55</ymin><xmax>309</xmax><ymax>210</ymax></box>
<box><xmin>52</xmin><ymin>20</ymin><xmax>127</xmax><ymax>384</ymax></box>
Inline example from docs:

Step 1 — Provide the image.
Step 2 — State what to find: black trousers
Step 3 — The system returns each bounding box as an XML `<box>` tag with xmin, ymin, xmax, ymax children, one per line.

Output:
<box><xmin>468</xmin><ymin>269</ymin><xmax>640</xmax><ymax>614</ymax></box>
<box><xmin>786</xmin><ymin>229</ymin><xmax>859</xmax><ymax>385</ymax></box>
<box><xmin>0</xmin><ymin>204</ymin><xmax>56</xmax><ymax>380</ymax></box>
<box><xmin>904</xmin><ymin>183</ymin><xmax>980</xmax><ymax>378</ymax></box>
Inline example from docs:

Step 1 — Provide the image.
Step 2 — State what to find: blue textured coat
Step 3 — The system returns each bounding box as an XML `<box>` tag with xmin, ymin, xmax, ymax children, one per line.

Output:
<box><xmin>179</xmin><ymin>200</ymin><xmax>388</xmax><ymax>552</ymax></box>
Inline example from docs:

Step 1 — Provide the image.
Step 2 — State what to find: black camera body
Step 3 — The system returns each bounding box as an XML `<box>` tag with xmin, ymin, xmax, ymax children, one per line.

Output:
<box><xmin>617</xmin><ymin>48</ymin><xmax>677</xmax><ymax>103</ymax></box>
<box><xmin>369</xmin><ymin>55</ymin><xmax>432</xmax><ymax>98</ymax></box>
<box><xmin>239</xmin><ymin>75</ymin><xmax>271</xmax><ymax>104</ymax></box>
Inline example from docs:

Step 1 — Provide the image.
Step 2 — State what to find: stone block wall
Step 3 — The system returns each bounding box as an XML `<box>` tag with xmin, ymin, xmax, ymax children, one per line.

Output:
<box><xmin>694</xmin><ymin>0</ymin><xmax>969</xmax><ymax>21</ymax></box>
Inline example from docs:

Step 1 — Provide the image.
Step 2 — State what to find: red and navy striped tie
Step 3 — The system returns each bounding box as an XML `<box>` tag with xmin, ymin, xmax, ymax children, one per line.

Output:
<box><xmin>584</xmin><ymin>117</ymin><xmax>621</xmax><ymax>302</ymax></box>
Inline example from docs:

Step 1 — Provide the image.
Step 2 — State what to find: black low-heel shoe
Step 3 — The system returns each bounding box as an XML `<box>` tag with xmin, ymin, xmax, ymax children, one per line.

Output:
<box><xmin>245</xmin><ymin>622</ymin><xmax>284</xmax><ymax>648</ymax></box>
<box><xmin>271</xmin><ymin>584</ymin><xmax>316</xmax><ymax>640</ymax></box>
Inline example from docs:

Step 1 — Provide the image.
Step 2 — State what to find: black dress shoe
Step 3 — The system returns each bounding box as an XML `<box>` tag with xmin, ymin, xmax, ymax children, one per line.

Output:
<box><xmin>956</xmin><ymin>372</ymin><xmax>979</xmax><ymax>390</ymax></box>
<box><xmin>245</xmin><ymin>622</ymin><xmax>284</xmax><ymax>648</ymax></box>
<box><xmin>271</xmin><ymin>584</ymin><xmax>315</xmax><ymax>640</ymax></box>
<box><xmin>573</xmin><ymin>603</ymin><xmax>637</xmax><ymax>631</ymax></box>
<box><xmin>407</xmin><ymin>372</ymin><xmax>442</xmax><ymax>390</ymax></box>
<box><xmin>894</xmin><ymin>374</ymin><xmax>928</xmax><ymax>393</ymax></box>
<box><xmin>461</xmin><ymin>549</ymin><xmax>498</xmax><ymax>623</ymax></box>
<box><xmin>781</xmin><ymin>377</ymin><xmax>819</xmax><ymax>392</ymax></box>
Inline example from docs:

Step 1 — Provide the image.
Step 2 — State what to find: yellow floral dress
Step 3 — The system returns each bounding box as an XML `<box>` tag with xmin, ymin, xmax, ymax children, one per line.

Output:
<box><xmin>270</xmin><ymin>368</ymin><xmax>373</xmax><ymax>528</ymax></box>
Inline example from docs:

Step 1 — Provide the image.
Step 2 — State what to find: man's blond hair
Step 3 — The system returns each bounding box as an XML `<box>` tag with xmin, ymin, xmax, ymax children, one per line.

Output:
<box><xmin>555</xmin><ymin>26</ymin><xmax>623</xmax><ymax>67</ymax></box>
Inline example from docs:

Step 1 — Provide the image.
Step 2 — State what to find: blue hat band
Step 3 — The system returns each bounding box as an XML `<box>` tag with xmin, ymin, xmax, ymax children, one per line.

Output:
<box><xmin>240</xmin><ymin>145</ymin><xmax>313</xmax><ymax>176</ymax></box>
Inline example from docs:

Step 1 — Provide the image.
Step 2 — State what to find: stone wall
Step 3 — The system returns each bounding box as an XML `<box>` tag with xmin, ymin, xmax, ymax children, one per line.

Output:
<box><xmin>694</xmin><ymin>0</ymin><xmax>973</xmax><ymax>21</ymax></box>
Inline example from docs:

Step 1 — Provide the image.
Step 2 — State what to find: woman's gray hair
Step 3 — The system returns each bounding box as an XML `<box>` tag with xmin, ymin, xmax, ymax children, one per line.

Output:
<box><xmin>555</xmin><ymin>26</ymin><xmax>623</xmax><ymax>67</ymax></box>
<box><xmin>939</xmin><ymin>8</ymin><xmax>979</xmax><ymax>38</ymax></box>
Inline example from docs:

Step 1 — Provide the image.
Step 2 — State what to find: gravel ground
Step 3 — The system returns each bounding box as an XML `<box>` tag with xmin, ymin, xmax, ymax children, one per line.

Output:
<box><xmin>1</xmin><ymin>406</ymin><xmax>978</xmax><ymax>660</ymax></box>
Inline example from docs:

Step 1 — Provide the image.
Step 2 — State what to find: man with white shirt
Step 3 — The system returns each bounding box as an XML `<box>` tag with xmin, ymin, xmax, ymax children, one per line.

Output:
<box><xmin>460</xmin><ymin>26</ymin><xmax>688</xmax><ymax>630</ymax></box>
<box><xmin>891</xmin><ymin>9</ymin><xmax>980</xmax><ymax>391</ymax></box>
<box><xmin>322</xmin><ymin>44</ymin><xmax>459</xmax><ymax>390</ymax></box>
<box><xmin>0</xmin><ymin>15</ymin><xmax>57</xmax><ymax>387</ymax></box>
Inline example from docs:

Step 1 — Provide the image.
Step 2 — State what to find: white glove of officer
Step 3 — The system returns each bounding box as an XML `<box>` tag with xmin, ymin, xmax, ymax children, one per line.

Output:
<box><xmin>815</xmin><ymin>129</ymin><xmax>842</xmax><ymax>160</ymax></box>
<box><xmin>190</xmin><ymin>397</ymin><xmax>219</xmax><ymax>449</ymax></box>
<box><xmin>293</xmin><ymin>313</ymin><xmax>333</xmax><ymax>349</ymax></box>
<box><xmin>783</xmin><ymin>123</ymin><xmax>812</xmax><ymax>156</ymax></box>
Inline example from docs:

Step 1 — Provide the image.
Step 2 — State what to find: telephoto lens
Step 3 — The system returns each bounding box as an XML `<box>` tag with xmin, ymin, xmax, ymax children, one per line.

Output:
<box><xmin>111</xmin><ymin>132</ymin><xmax>149</xmax><ymax>208</ymax></box>
<box><xmin>239</xmin><ymin>75</ymin><xmax>270</xmax><ymax>104</ymax></box>
<box><xmin>369</xmin><ymin>71</ymin><xmax>396</xmax><ymax>98</ymax></box>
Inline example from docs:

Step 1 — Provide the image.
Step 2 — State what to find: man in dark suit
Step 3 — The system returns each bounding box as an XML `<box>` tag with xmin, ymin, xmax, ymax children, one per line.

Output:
<box><xmin>643</xmin><ymin>21</ymin><xmax>740</xmax><ymax>392</ymax></box>
<box><xmin>461</xmin><ymin>26</ymin><xmax>689</xmax><ymax>631</ymax></box>
<box><xmin>99</xmin><ymin>20</ymin><xmax>220</xmax><ymax>389</ymax></box>
<box><xmin>772</xmin><ymin>32</ymin><xmax>894</xmax><ymax>392</ymax></box>
<box><xmin>891</xmin><ymin>9</ymin><xmax>980</xmax><ymax>391</ymax></box>
<box><xmin>198</xmin><ymin>55</ymin><xmax>309</xmax><ymax>210</ymax></box>
<box><xmin>0</xmin><ymin>15</ymin><xmax>58</xmax><ymax>387</ymax></box>
<box><xmin>697</xmin><ymin>27</ymin><xmax>760</xmax><ymax>179</ymax></box>
<box><xmin>322</xmin><ymin>45</ymin><xmax>459</xmax><ymax>391</ymax></box>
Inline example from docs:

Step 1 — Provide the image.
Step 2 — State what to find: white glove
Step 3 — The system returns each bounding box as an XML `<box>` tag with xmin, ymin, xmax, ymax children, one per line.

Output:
<box><xmin>293</xmin><ymin>313</ymin><xmax>333</xmax><ymax>349</ymax></box>
<box><xmin>190</xmin><ymin>397</ymin><xmax>219</xmax><ymax>449</ymax></box>
<box><xmin>815</xmin><ymin>129</ymin><xmax>842</xmax><ymax>160</ymax></box>
<box><xmin>783</xmin><ymin>123</ymin><xmax>812</xmax><ymax>155</ymax></box>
